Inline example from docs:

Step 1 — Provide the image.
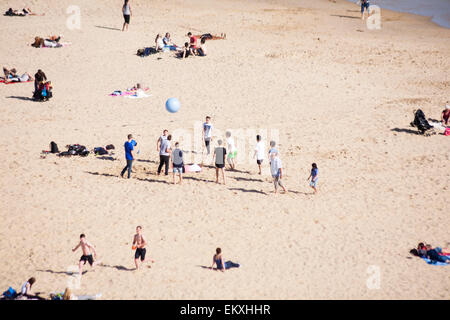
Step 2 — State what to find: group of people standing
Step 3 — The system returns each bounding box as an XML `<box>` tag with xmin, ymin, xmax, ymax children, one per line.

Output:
<box><xmin>120</xmin><ymin>116</ymin><xmax>319</xmax><ymax>194</ymax></box>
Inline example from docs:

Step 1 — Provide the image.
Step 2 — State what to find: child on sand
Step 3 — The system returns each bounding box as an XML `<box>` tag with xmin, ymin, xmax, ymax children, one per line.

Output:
<box><xmin>213</xmin><ymin>140</ymin><xmax>227</xmax><ymax>184</ymax></box>
<box><xmin>253</xmin><ymin>135</ymin><xmax>265</xmax><ymax>174</ymax></box>
<box><xmin>270</xmin><ymin>152</ymin><xmax>287</xmax><ymax>194</ymax></box>
<box><xmin>226</xmin><ymin>131</ymin><xmax>236</xmax><ymax>170</ymax></box>
<box><xmin>307</xmin><ymin>163</ymin><xmax>318</xmax><ymax>194</ymax></box>
<box><xmin>172</xmin><ymin>142</ymin><xmax>184</xmax><ymax>184</ymax></box>
<box><xmin>132</xmin><ymin>226</ymin><xmax>154</xmax><ymax>269</ymax></box>
<box><xmin>72</xmin><ymin>234</ymin><xmax>101</xmax><ymax>276</ymax></box>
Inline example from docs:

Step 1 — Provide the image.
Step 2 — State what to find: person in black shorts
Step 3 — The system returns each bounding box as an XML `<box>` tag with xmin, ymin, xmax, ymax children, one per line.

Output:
<box><xmin>72</xmin><ymin>234</ymin><xmax>101</xmax><ymax>276</ymax></box>
<box><xmin>132</xmin><ymin>226</ymin><xmax>154</xmax><ymax>269</ymax></box>
<box><xmin>213</xmin><ymin>140</ymin><xmax>227</xmax><ymax>184</ymax></box>
<box><xmin>122</xmin><ymin>0</ymin><xmax>132</xmax><ymax>32</ymax></box>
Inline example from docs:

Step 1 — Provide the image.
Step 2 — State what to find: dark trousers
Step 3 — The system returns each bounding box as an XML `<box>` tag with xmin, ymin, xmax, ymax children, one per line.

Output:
<box><xmin>121</xmin><ymin>159</ymin><xmax>133</xmax><ymax>178</ymax></box>
<box><xmin>158</xmin><ymin>155</ymin><xmax>170</xmax><ymax>175</ymax></box>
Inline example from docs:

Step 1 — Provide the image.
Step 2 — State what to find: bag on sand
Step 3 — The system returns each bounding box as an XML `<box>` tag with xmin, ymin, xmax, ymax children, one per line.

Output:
<box><xmin>2</xmin><ymin>287</ymin><xmax>17</xmax><ymax>299</ymax></box>
<box><xmin>50</xmin><ymin>141</ymin><xmax>59</xmax><ymax>153</ymax></box>
<box><xmin>105</xmin><ymin>144</ymin><xmax>115</xmax><ymax>150</ymax></box>
<box><xmin>444</xmin><ymin>128</ymin><xmax>450</xmax><ymax>136</ymax></box>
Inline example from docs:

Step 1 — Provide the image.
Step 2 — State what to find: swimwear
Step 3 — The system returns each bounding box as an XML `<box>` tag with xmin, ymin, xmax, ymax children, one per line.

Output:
<box><xmin>135</xmin><ymin>248</ymin><xmax>146</xmax><ymax>261</ymax></box>
<box><xmin>80</xmin><ymin>254</ymin><xmax>94</xmax><ymax>266</ymax></box>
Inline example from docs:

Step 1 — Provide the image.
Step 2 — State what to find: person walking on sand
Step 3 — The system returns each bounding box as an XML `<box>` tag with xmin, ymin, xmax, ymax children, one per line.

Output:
<box><xmin>307</xmin><ymin>163</ymin><xmax>318</xmax><ymax>194</ymax></box>
<box><xmin>253</xmin><ymin>135</ymin><xmax>265</xmax><ymax>175</ymax></box>
<box><xmin>157</xmin><ymin>134</ymin><xmax>172</xmax><ymax>176</ymax></box>
<box><xmin>268</xmin><ymin>140</ymin><xmax>278</xmax><ymax>165</ymax></box>
<box><xmin>270</xmin><ymin>152</ymin><xmax>287</xmax><ymax>194</ymax></box>
<box><xmin>226</xmin><ymin>131</ymin><xmax>237</xmax><ymax>170</ymax></box>
<box><xmin>213</xmin><ymin>140</ymin><xmax>227</xmax><ymax>184</ymax></box>
<box><xmin>360</xmin><ymin>0</ymin><xmax>370</xmax><ymax>20</ymax></box>
<box><xmin>171</xmin><ymin>142</ymin><xmax>184</xmax><ymax>184</ymax></box>
<box><xmin>120</xmin><ymin>134</ymin><xmax>135</xmax><ymax>179</ymax></box>
<box><xmin>122</xmin><ymin>0</ymin><xmax>132</xmax><ymax>31</ymax></box>
<box><xmin>132</xmin><ymin>226</ymin><xmax>154</xmax><ymax>270</ymax></box>
<box><xmin>72</xmin><ymin>234</ymin><xmax>101</xmax><ymax>276</ymax></box>
<box><xmin>203</xmin><ymin>116</ymin><xmax>213</xmax><ymax>156</ymax></box>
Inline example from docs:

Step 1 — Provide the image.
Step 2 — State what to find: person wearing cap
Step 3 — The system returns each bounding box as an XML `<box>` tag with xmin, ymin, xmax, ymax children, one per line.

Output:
<box><xmin>441</xmin><ymin>104</ymin><xmax>450</xmax><ymax>126</ymax></box>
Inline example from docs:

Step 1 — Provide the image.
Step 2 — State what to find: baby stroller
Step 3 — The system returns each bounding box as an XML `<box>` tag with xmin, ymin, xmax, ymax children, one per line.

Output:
<box><xmin>33</xmin><ymin>81</ymin><xmax>53</xmax><ymax>101</ymax></box>
<box><xmin>410</xmin><ymin>109</ymin><xmax>434</xmax><ymax>135</ymax></box>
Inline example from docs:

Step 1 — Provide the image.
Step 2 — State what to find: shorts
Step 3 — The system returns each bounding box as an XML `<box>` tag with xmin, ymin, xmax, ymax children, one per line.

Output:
<box><xmin>173</xmin><ymin>167</ymin><xmax>183</xmax><ymax>173</ymax></box>
<box><xmin>123</xmin><ymin>14</ymin><xmax>130</xmax><ymax>24</ymax></box>
<box><xmin>310</xmin><ymin>178</ymin><xmax>318</xmax><ymax>187</ymax></box>
<box><xmin>257</xmin><ymin>159</ymin><xmax>263</xmax><ymax>165</ymax></box>
<box><xmin>227</xmin><ymin>151</ymin><xmax>237</xmax><ymax>159</ymax></box>
<box><xmin>80</xmin><ymin>254</ymin><xmax>94</xmax><ymax>266</ymax></box>
<box><xmin>135</xmin><ymin>248</ymin><xmax>146</xmax><ymax>261</ymax></box>
<box><xmin>361</xmin><ymin>2</ymin><xmax>369</xmax><ymax>13</ymax></box>
<box><xmin>215</xmin><ymin>163</ymin><xmax>225</xmax><ymax>169</ymax></box>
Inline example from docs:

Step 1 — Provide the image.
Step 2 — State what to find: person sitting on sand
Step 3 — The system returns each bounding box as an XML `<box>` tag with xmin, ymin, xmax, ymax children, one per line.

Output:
<box><xmin>50</xmin><ymin>288</ymin><xmax>102</xmax><ymax>300</ymax></box>
<box><xmin>210</xmin><ymin>248</ymin><xmax>240</xmax><ymax>272</ymax></box>
<box><xmin>197</xmin><ymin>38</ymin><xmax>207</xmax><ymax>56</ymax></box>
<box><xmin>441</xmin><ymin>104</ymin><xmax>450</xmax><ymax>126</ymax></box>
<box><xmin>177</xmin><ymin>42</ymin><xmax>191</xmax><ymax>59</ymax></box>
<box><xmin>155</xmin><ymin>34</ymin><xmax>165</xmax><ymax>51</ymax></box>
<box><xmin>187</xmin><ymin>32</ymin><xmax>198</xmax><ymax>55</ymax></box>
<box><xmin>163</xmin><ymin>32</ymin><xmax>178</xmax><ymax>51</ymax></box>
<box><xmin>20</xmin><ymin>277</ymin><xmax>36</xmax><ymax>296</ymax></box>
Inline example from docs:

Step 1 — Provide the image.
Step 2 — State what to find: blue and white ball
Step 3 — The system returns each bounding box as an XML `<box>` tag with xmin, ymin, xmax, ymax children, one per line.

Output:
<box><xmin>165</xmin><ymin>98</ymin><xmax>181</xmax><ymax>113</ymax></box>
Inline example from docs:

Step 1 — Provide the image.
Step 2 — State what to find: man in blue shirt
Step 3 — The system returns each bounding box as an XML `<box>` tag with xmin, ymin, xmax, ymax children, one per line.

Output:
<box><xmin>120</xmin><ymin>134</ymin><xmax>135</xmax><ymax>179</ymax></box>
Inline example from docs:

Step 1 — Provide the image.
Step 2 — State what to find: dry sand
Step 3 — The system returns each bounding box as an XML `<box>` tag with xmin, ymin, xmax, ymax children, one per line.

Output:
<box><xmin>0</xmin><ymin>0</ymin><xmax>449</xmax><ymax>299</ymax></box>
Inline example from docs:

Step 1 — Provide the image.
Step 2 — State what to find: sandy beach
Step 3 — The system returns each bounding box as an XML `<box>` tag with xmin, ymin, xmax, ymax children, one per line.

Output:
<box><xmin>0</xmin><ymin>0</ymin><xmax>449</xmax><ymax>300</ymax></box>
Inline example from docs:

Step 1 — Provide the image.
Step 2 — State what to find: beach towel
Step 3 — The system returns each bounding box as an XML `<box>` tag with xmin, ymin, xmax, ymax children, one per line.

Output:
<box><xmin>125</xmin><ymin>90</ymin><xmax>151</xmax><ymax>99</ymax></box>
<box><xmin>109</xmin><ymin>87</ymin><xmax>149</xmax><ymax>97</ymax></box>
<box><xmin>184</xmin><ymin>164</ymin><xmax>202</xmax><ymax>172</ymax></box>
<box><xmin>0</xmin><ymin>79</ymin><xmax>33</xmax><ymax>84</ymax></box>
<box><xmin>421</xmin><ymin>258</ymin><xmax>448</xmax><ymax>266</ymax></box>
<box><xmin>41</xmin><ymin>42</ymin><xmax>71</xmax><ymax>48</ymax></box>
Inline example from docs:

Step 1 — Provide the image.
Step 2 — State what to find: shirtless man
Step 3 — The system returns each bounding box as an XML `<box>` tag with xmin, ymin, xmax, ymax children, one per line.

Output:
<box><xmin>72</xmin><ymin>234</ymin><xmax>100</xmax><ymax>276</ymax></box>
<box><xmin>132</xmin><ymin>226</ymin><xmax>154</xmax><ymax>269</ymax></box>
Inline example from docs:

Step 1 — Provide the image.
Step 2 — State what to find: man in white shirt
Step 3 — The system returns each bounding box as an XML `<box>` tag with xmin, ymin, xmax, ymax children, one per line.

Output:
<box><xmin>253</xmin><ymin>135</ymin><xmax>265</xmax><ymax>175</ymax></box>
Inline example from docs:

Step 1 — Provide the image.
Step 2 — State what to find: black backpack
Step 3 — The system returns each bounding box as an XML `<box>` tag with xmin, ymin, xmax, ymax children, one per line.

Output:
<box><xmin>50</xmin><ymin>141</ymin><xmax>59</xmax><ymax>153</ymax></box>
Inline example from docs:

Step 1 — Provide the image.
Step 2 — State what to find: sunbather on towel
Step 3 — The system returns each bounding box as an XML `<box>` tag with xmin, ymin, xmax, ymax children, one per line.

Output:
<box><xmin>31</xmin><ymin>36</ymin><xmax>61</xmax><ymax>48</ymax></box>
<box><xmin>425</xmin><ymin>244</ymin><xmax>450</xmax><ymax>263</ymax></box>
<box><xmin>2</xmin><ymin>67</ymin><xmax>33</xmax><ymax>83</ymax></box>
<box><xmin>5</xmin><ymin>8</ymin><xmax>43</xmax><ymax>16</ymax></box>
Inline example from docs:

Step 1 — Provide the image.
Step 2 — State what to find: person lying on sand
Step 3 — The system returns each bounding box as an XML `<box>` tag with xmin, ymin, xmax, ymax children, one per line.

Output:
<box><xmin>441</xmin><ymin>104</ymin><xmax>450</xmax><ymax>126</ymax></box>
<box><xmin>196</xmin><ymin>38</ymin><xmax>207</xmax><ymax>56</ymax></box>
<box><xmin>5</xmin><ymin>8</ymin><xmax>44</xmax><ymax>16</ymax></box>
<box><xmin>425</xmin><ymin>244</ymin><xmax>450</xmax><ymax>263</ymax></box>
<box><xmin>193</xmin><ymin>33</ymin><xmax>226</xmax><ymax>40</ymax></box>
<box><xmin>31</xmin><ymin>36</ymin><xmax>62</xmax><ymax>48</ymax></box>
<box><xmin>2</xmin><ymin>67</ymin><xmax>33</xmax><ymax>83</ymax></box>
<box><xmin>72</xmin><ymin>234</ymin><xmax>101</xmax><ymax>276</ymax></box>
